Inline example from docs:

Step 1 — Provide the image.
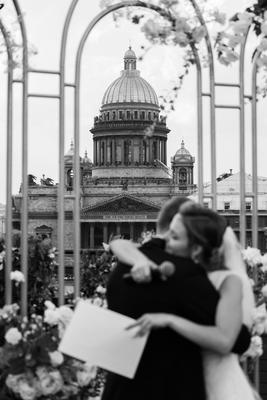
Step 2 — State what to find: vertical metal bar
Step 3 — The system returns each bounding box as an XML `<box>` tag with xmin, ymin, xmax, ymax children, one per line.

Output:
<box><xmin>13</xmin><ymin>0</ymin><xmax>29</xmax><ymax>316</ymax></box>
<box><xmin>239</xmin><ymin>31</ymin><xmax>249</xmax><ymax>248</ymax></box>
<box><xmin>191</xmin><ymin>47</ymin><xmax>204</xmax><ymax>204</ymax></box>
<box><xmin>59</xmin><ymin>0</ymin><xmax>79</xmax><ymax>305</ymax></box>
<box><xmin>251</xmin><ymin>50</ymin><xmax>260</xmax><ymax>393</ymax></box>
<box><xmin>189</xmin><ymin>0</ymin><xmax>217</xmax><ymax>209</ymax></box>
<box><xmin>251</xmin><ymin>53</ymin><xmax>259</xmax><ymax>249</ymax></box>
<box><xmin>0</xmin><ymin>20</ymin><xmax>14</xmax><ymax>305</ymax></box>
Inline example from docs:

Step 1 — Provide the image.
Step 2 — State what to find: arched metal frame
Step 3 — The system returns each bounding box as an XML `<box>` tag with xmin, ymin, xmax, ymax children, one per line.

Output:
<box><xmin>0</xmin><ymin>0</ymin><xmax>261</xmax><ymax>388</ymax></box>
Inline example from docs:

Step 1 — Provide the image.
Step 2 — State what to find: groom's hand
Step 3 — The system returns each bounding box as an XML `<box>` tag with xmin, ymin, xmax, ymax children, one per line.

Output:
<box><xmin>126</xmin><ymin>313</ymin><xmax>172</xmax><ymax>336</ymax></box>
<box><xmin>129</xmin><ymin>260</ymin><xmax>158</xmax><ymax>283</ymax></box>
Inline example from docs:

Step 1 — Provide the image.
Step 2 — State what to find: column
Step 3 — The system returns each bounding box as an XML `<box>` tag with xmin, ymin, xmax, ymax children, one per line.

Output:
<box><xmin>161</xmin><ymin>140</ymin><xmax>164</xmax><ymax>162</ymax></box>
<box><xmin>103</xmin><ymin>223</ymin><xmax>108</xmax><ymax>243</ymax></box>
<box><xmin>163</xmin><ymin>141</ymin><xmax>166</xmax><ymax>164</ymax></box>
<box><xmin>112</xmin><ymin>138</ymin><xmax>115</xmax><ymax>164</ymax></box>
<box><xmin>94</xmin><ymin>140</ymin><xmax>97</xmax><ymax>165</ymax></box>
<box><xmin>89</xmin><ymin>223</ymin><xmax>95</xmax><ymax>249</ymax></box>
<box><xmin>116</xmin><ymin>223</ymin><xmax>121</xmax><ymax>236</ymax></box>
<box><xmin>130</xmin><ymin>223</ymin><xmax>134</xmax><ymax>240</ymax></box>
<box><xmin>121</xmin><ymin>139</ymin><xmax>125</xmax><ymax>165</ymax></box>
<box><xmin>157</xmin><ymin>139</ymin><xmax>160</xmax><ymax>161</ymax></box>
<box><xmin>149</xmin><ymin>139</ymin><xmax>153</xmax><ymax>163</ymax></box>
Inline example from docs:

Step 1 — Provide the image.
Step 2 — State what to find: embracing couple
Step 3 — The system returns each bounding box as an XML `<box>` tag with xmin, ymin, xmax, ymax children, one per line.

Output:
<box><xmin>101</xmin><ymin>197</ymin><xmax>258</xmax><ymax>400</ymax></box>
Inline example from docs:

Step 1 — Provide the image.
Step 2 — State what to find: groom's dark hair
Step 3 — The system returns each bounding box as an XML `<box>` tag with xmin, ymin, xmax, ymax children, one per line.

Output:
<box><xmin>157</xmin><ymin>196</ymin><xmax>191</xmax><ymax>234</ymax></box>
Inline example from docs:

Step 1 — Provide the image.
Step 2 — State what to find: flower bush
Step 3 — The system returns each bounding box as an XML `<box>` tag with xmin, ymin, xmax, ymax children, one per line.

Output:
<box><xmin>0</xmin><ymin>301</ymin><xmax>105</xmax><ymax>400</ymax></box>
<box><xmin>241</xmin><ymin>247</ymin><xmax>267</xmax><ymax>360</ymax></box>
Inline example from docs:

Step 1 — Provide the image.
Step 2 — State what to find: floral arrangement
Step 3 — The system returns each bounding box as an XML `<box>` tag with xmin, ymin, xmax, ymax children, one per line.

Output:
<box><xmin>0</xmin><ymin>300</ymin><xmax>104</xmax><ymax>400</ymax></box>
<box><xmin>241</xmin><ymin>247</ymin><xmax>267</xmax><ymax>359</ymax></box>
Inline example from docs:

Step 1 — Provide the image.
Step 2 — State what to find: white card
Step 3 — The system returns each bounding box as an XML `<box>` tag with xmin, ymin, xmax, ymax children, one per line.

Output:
<box><xmin>59</xmin><ymin>300</ymin><xmax>149</xmax><ymax>379</ymax></box>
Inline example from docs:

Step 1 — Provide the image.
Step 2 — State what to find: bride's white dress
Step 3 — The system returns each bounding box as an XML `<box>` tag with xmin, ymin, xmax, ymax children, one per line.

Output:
<box><xmin>203</xmin><ymin>270</ymin><xmax>256</xmax><ymax>400</ymax></box>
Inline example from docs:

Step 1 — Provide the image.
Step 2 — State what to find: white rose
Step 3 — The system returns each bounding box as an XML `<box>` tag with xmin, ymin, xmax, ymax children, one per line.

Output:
<box><xmin>44</xmin><ymin>308</ymin><xmax>59</xmax><ymax>325</ymax></box>
<box><xmin>49</xmin><ymin>350</ymin><xmax>64</xmax><ymax>367</ymax></box>
<box><xmin>38</xmin><ymin>370</ymin><xmax>63</xmax><ymax>396</ymax></box>
<box><xmin>5</xmin><ymin>327</ymin><xmax>22</xmax><ymax>345</ymax></box>
<box><xmin>175</xmin><ymin>17</ymin><xmax>191</xmax><ymax>34</ymax></box>
<box><xmin>6</xmin><ymin>374</ymin><xmax>24</xmax><ymax>393</ymax></box>
<box><xmin>10</xmin><ymin>270</ymin><xmax>25</xmax><ymax>283</ymax></box>
<box><xmin>58</xmin><ymin>305</ymin><xmax>73</xmax><ymax>326</ymax></box>
<box><xmin>96</xmin><ymin>285</ymin><xmax>106</xmax><ymax>295</ymax></box>
<box><xmin>76</xmin><ymin>364</ymin><xmax>97</xmax><ymax>387</ymax></box>
<box><xmin>242</xmin><ymin>247</ymin><xmax>262</xmax><ymax>267</ymax></box>
<box><xmin>44</xmin><ymin>300</ymin><xmax>56</xmax><ymax>310</ymax></box>
<box><xmin>18</xmin><ymin>377</ymin><xmax>38</xmax><ymax>400</ymax></box>
<box><xmin>91</xmin><ymin>297</ymin><xmax>102</xmax><ymax>307</ymax></box>
<box><xmin>258</xmin><ymin>38</ymin><xmax>267</xmax><ymax>52</ymax></box>
<box><xmin>227</xmin><ymin>34</ymin><xmax>244</xmax><ymax>48</ymax></box>
<box><xmin>256</xmin><ymin>55</ymin><xmax>267</xmax><ymax>68</ymax></box>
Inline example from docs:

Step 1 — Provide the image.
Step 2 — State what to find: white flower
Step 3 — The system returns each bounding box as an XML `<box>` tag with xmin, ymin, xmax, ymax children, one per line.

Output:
<box><xmin>44</xmin><ymin>308</ymin><xmax>59</xmax><ymax>325</ymax></box>
<box><xmin>256</xmin><ymin>55</ymin><xmax>267</xmax><ymax>68</ymax></box>
<box><xmin>231</xmin><ymin>19</ymin><xmax>251</xmax><ymax>35</ymax></box>
<box><xmin>242</xmin><ymin>247</ymin><xmax>262</xmax><ymax>267</ymax></box>
<box><xmin>91</xmin><ymin>297</ymin><xmax>103</xmax><ymax>307</ymax></box>
<box><xmin>5</xmin><ymin>327</ymin><xmax>22</xmax><ymax>345</ymax></box>
<box><xmin>96</xmin><ymin>285</ymin><xmax>106</xmax><ymax>295</ymax></box>
<box><xmin>48</xmin><ymin>253</ymin><xmax>55</xmax><ymax>259</ymax></box>
<box><xmin>249</xmin><ymin>278</ymin><xmax>255</xmax><ymax>287</ymax></box>
<box><xmin>192</xmin><ymin>26</ymin><xmax>206</xmax><ymax>43</ymax></box>
<box><xmin>76</xmin><ymin>364</ymin><xmax>97</xmax><ymax>387</ymax></box>
<box><xmin>243</xmin><ymin>335</ymin><xmax>263</xmax><ymax>358</ymax></box>
<box><xmin>175</xmin><ymin>31</ymin><xmax>190</xmax><ymax>47</ymax></box>
<box><xmin>237</xmin><ymin>11</ymin><xmax>253</xmax><ymax>24</ymax></box>
<box><xmin>44</xmin><ymin>300</ymin><xmax>56</xmax><ymax>310</ymax></box>
<box><xmin>212</xmin><ymin>10</ymin><xmax>226</xmax><ymax>25</ymax></box>
<box><xmin>18</xmin><ymin>377</ymin><xmax>38</xmax><ymax>400</ymax></box>
<box><xmin>10</xmin><ymin>270</ymin><xmax>25</xmax><ymax>283</ymax></box>
<box><xmin>175</xmin><ymin>17</ymin><xmax>191</xmax><ymax>34</ymax></box>
<box><xmin>58</xmin><ymin>305</ymin><xmax>73</xmax><ymax>326</ymax></box>
<box><xmin>6</xmin><ymin>374</ymin><xmax>24</xmax><ymax>393</ymax></box>
<box><xmin>227</xmin><ymin>34</ymin><xmax>244</xmax><ymax>48</ymax></box>
<box><xmin>49</xmin><ymin>350</ymin><xmax>64</xmax><ymax>367</ymax></box>
<box><xmin>261</xmin><ymin>21</ymin><xmax>267</xmax><ymax>36</ymax></box>
<box><xmin>258</xmin><ymin>38</ymin><xmax>267</xmax><ymax>52</ymax></box>
<box><xmin>37</xmin><ymin>368</ymin><xmax>63</xmax><ymax>396</ymax></box>
<box><xmin>261</xmin><ymin>253</ymin><xmax>267</xmax><ymax>271</ymax></box>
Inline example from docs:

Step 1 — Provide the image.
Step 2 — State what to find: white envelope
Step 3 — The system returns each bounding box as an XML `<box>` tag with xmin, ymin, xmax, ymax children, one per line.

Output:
<box><xmin>59</xmin><ymin>300</ymin><xmax>149</xmax><ymax>379</ymax></box>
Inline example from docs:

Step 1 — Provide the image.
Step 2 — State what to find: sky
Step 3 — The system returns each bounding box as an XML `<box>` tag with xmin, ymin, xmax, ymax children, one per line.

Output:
<box><xmin>0</xmin><ymin>0</ymin><xmax>266</xmax><ymax>204</ymax></box>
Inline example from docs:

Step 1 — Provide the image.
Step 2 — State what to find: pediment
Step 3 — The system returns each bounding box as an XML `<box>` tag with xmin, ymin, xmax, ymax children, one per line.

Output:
<box><xmin>82</xmin><ymin>194</ymin><xmax>160</xmax><ymax>215</ymax></box>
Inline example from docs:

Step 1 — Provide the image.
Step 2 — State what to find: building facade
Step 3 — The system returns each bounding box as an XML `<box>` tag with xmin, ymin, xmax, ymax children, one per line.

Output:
<box><xmin>13</xmin><ymin>48</ymin><xmax>196</xmax><ymax>251</ymax></box>
<box><xmin>12</xmin><ymin>48</ymin><xmax>267</xmax><ymax>253</ymax></box>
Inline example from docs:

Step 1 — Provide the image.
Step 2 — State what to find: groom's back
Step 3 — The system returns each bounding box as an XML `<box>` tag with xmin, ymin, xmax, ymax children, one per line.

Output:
<box><xmin>102</xmin><ymin>238</ymin><xmax>219</xmax><ymax>400</ymax></box>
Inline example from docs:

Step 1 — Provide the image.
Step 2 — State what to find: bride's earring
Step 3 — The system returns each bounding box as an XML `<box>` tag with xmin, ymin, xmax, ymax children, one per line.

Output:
<box><xmin>191</xmin><ymin>245</ymin><xmax>202</xmax><ymax>264</ymax></box>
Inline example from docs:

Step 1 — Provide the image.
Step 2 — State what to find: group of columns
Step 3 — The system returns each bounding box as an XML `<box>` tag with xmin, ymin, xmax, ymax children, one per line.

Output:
<box><xmin>81</xmin><ymin>221</ymin><xmax>157</xmax><ymax>249</ymax></box>
<box><xmin>94</xmin><ymin>137</ymin><xmax>167</xmax><ymax>166</ymax></box>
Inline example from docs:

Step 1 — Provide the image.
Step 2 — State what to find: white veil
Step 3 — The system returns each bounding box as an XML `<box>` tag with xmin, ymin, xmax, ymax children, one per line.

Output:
<box><xmin>221</xmin><ymin>227</ymin><xmax>255</xmax><ymax>328</ymax></box>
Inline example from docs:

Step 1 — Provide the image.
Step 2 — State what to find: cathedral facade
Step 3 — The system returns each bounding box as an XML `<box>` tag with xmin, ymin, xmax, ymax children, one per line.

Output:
<box><xmin>13</xmin><ymin>48</ymin><xmax>196</xmax><ymax>251</ymax></box>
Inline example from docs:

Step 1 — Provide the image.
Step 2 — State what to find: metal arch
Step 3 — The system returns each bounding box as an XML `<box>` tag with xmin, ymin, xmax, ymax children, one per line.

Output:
<box><xmin>239</xmin><ymin>29</ymin><xmax>250</xmax><ymax>248</ymax></box>
<box><xmin>72</xmin><ymin>0</ymin><xmax>209</xmax><ymax>296</ymax></box>
<box><xmin>189</xmin><ymin>0</ymin><xmax>217</xmax><ymax>208</ymax></box>
<box><xmin>11</xmin><ymin>0</ymin><xmax>29</xmax><ymax>316</ymax></box>
<box><xmin>58</xmin><ymin>0</ymin><xmax>79</xmax><ymax>305</ymax></box>
<box><xmin>0</xmin><ymin>19</ymin><xmax>14</xmax><ymax>305</ymax></box>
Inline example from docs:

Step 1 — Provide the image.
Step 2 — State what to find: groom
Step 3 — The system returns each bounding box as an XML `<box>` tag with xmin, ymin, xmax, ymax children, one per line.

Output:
<box><xmin>101</xmin><ymin>197</ymin><xmax>250</xmax><ymax>400</ymax></box>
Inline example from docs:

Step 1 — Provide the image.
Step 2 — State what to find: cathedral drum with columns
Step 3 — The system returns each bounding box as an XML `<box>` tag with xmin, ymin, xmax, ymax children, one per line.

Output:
<box><xmin>12</xmin><ymin>47</ymin><xmax>196</xmax><ymax>252</ymax></box>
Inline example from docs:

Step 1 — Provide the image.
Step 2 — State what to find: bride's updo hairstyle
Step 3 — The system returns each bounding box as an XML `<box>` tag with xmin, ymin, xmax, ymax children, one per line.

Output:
<box><xmin>179</xmin><ymin>202</ymin><xmax>227</xmax><ymax>271</ymax></box>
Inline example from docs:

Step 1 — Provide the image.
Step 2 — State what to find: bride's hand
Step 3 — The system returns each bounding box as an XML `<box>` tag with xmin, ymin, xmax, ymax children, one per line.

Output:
<box><xmin>126</xmin><ymin>313</ymin><xmax>172</xmax><ymax>336</ymax></box>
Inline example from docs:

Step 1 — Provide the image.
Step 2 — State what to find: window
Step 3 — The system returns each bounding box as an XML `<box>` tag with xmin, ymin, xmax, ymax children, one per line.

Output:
<box><xmin>224</xmin><ymin>202</ymin><xmax>230</xmax><ymax>210</ymax></box>
<box><xmin>203</xmin><ymin>202</ymin><xmax>209</xmax><ymax>208</ymax></box>
<box><xmin>134</xmin><ymin>111</ymin><xmax>138</xmax><ymax>119</ymax></box>
<box><xmin>246</xmin><ymin>202</ymin><xmax>252</xmax><ymax>211</ymax></box>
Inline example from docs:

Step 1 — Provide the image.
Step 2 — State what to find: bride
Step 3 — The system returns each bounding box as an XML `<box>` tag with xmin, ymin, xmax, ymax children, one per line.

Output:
<box><xmin>111</xmin><ymin>203</ymin><xmax>258</xmax><ymax>400</ymax></box>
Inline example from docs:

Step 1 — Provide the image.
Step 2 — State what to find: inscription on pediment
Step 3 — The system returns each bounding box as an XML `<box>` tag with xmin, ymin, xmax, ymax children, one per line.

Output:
<box><xmin>84</xmin><ymin>197</ymin><xmax>160</xmax><ymax>214</ymax></box>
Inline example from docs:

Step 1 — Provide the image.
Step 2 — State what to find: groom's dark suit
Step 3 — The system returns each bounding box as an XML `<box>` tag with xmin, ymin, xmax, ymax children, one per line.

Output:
<box><xmin>101</xmin><ymin>238</ymin><xmax>250</xmax><ymax>400</ymax></box>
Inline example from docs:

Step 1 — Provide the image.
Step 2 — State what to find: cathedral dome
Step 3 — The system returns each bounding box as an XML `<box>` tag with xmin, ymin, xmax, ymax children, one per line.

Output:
<box><xmin>173</xmin><ymin>140</ymin><xmax>195</xmax><ymax>163</ymax></box>
<box><xmin>102</xmin><ymin>47</ymin><xmax>159</xmax><ymax>107</ymax></box>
